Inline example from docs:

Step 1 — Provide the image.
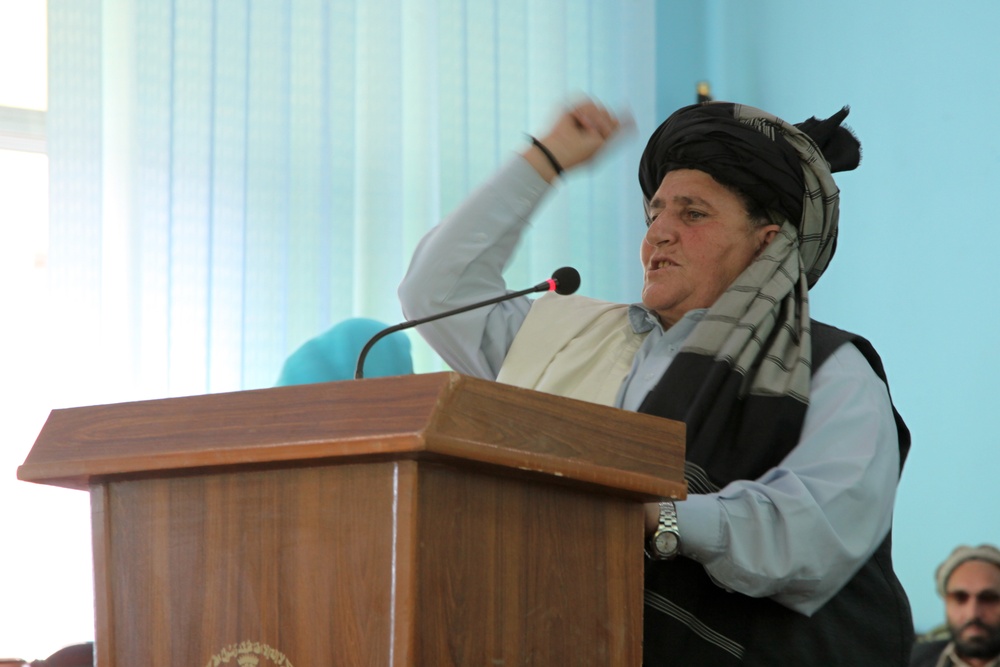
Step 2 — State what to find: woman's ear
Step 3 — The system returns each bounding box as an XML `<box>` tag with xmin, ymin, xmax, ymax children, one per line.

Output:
<box><xmin>755</xmin><ymin>224</ymin><xmax>781</xmax><ymax>257</ymax></box>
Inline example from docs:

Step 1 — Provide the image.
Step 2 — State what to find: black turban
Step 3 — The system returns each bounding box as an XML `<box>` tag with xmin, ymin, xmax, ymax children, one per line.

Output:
<box><xmin>638</xmin><ymin>102</ymin><xmax>861</xmax><ymax>228</ymax></box>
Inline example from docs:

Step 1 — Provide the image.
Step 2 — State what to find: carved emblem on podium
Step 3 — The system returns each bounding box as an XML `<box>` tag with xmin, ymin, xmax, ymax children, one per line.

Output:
<box><xmin>205</xmin><ymin>641</ymin><xmax>294</xmax><ymax>667</ymax></box>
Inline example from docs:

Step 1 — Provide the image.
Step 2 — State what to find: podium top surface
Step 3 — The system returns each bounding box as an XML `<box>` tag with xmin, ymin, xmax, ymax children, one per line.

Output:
<box><xmin>18</xmin><ymin>372</ymin><xmax>686</xmax><ymax>500</ymax></box>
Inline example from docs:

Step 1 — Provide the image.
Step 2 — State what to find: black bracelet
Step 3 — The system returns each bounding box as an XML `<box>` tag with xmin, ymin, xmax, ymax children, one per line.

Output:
<box><xmin>527</xmin><ymin>134</ymin><xmax>564</xmax><ymax>176</ymax></box>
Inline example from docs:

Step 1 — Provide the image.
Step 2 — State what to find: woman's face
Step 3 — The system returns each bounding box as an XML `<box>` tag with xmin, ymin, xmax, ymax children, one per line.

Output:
<box><xmin>640</xmin><ymin>169</ymin><xmax>779</xmax><ymax>327</ymax></box>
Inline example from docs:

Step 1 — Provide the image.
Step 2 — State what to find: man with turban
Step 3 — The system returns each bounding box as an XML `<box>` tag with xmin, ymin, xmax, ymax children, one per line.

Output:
<box><xmin>910</xmin><ymin>544</ymin><xmax>1000</xmax><ymax>667</ymax></box>
<box><xmin>399</xmin><ymin>98</ymin><xmax>912</xmax><ymax>665</ymax></box>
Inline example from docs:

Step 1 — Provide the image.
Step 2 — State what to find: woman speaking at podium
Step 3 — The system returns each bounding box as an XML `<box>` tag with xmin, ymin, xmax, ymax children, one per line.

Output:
<box><xmin>399</xmin><ymin>96</ymin><xmax>912</xmax><ymax>666</ymax></box>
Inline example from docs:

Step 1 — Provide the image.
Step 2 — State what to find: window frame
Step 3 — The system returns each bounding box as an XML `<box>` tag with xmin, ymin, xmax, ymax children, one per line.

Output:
<box><xmin>0</xmin><ymin>105</ymin><xmax>46</xmax><ymax>153</ymax></box>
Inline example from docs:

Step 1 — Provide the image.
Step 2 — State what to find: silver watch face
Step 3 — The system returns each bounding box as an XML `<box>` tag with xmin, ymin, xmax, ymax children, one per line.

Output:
<box><xmin>654</xmin><ymin>531</ymin><xmax>679</xmax><ymax>556</ymax></box>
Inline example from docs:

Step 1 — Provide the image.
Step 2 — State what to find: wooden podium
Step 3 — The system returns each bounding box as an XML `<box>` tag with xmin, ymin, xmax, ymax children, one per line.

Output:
<box><xmin>18</xmin><ymin>372</ymin><xmax>685</xmax><ymax>667</ymax></box>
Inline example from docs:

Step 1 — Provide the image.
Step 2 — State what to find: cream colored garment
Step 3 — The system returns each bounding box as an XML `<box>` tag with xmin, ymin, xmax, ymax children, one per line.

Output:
<box><xmin>496</xmin><ymin>293</ymin><xmax>648</xmax><ymax>407</ymax></box>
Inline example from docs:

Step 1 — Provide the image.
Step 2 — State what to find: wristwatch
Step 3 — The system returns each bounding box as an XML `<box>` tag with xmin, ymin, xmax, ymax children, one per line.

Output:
<box><xmin>646</xmin><ymin>501</ymin><xmax>680</xmax><ymax>560</ymax></box>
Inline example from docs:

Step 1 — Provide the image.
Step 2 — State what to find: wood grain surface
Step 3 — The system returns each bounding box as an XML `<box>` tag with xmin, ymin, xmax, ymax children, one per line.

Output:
<box><xmin>19</xmin><ymin>373</ymin><xmax>685</xmax><ymax>500</ymax></box>
<box><xmin>19</xmin><ymin>373</ymin><xmax>683</xmax><ymax>665</ymax></box>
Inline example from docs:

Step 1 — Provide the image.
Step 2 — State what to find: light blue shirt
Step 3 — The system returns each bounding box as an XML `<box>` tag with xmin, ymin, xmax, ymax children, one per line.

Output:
<box><xmin>399</xmin><ymin>155</ymin><xmax>902</xmax><ymax>616</ymax></box>
<box><xmin>616</xmin><ymin>305</ymin><xmax>705</xmax><ymax>411</ymax></box>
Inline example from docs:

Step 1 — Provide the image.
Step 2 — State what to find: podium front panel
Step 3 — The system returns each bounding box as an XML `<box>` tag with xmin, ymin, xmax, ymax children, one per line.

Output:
<box><xmin>410</xmin><ymin>462</ymin><xmax>642</xmax><ymax>666</ymax></box>
<box><xmin>91</xmin><ymin>458</ymin><xmax>643</xmax><ymax>666</ymax></box>
<box><xmin>93</xmin><ymin>462</ymin><xmax>398</xmax><ymax>666</ymax></box>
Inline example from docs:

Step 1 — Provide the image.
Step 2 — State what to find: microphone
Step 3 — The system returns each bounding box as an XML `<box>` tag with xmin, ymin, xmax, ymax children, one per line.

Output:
<box><xmin>355</xmin><ymin>266</ymin><xmax>581</xmax><ymax>379</ymax></box>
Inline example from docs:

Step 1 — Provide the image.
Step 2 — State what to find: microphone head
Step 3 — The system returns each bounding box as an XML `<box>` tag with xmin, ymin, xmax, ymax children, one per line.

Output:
<box><xmin>551</xmin><ymin>266</ymin><xmax>581</xmax><ymax>295</ymax></box>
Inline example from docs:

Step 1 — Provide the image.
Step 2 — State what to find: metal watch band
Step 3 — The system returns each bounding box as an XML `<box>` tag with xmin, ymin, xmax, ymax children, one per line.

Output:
<box><xmin>645</xmin><ymin>500</ymin><xmax>680</xmax><ymax>560</ymax></box>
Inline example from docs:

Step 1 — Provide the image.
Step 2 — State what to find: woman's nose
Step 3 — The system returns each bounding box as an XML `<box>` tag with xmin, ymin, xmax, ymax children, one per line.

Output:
<box><xmin>644</xmin><ymin>214</ymin><xmax>674</xmax><ymax>247</ymax></box>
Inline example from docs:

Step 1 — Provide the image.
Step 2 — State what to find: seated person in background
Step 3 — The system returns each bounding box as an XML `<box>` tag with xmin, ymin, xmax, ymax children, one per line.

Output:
<box><xmin>30</xmin><ymin>643</ymin><xmax>93</xmax><ymax>667</ymax></box>
<box><xmin>399</xmin><ymin>97</ymin><xmax>912</xmax><ymax>664</ymax></box>
<box><xmin>911</xmin><ymin>544</ymin><xmax>1000</xmax><ymax>667</ymax></box>
<box><xmin>275</xmin><ymin>317</ymin><xmax>412</xmax><ymax>386</ymax></box>
<box><xmin>0</xmin><ymin>642</ymin><xmax>94</xmax><ymax>667</ymax></box>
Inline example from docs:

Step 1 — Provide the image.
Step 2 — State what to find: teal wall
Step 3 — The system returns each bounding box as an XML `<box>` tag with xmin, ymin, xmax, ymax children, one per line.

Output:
<box><xmin>655</xmin><ymin>0</ymin><xmax>1000</xmax><ymax>633</ymax></box>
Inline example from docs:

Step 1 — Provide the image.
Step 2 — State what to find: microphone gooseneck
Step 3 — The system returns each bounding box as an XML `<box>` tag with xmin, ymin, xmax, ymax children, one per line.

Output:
<box><xmin>355</xmin><ymin>267</ymin><xmax>580</xmax><ymax>379</ymax></box>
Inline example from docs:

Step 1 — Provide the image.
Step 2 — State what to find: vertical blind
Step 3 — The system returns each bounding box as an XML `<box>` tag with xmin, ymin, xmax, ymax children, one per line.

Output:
<box><xmin>47</xmin><ymin>0</ymin><xmax>656</xmax><ymax>403</ymax></box>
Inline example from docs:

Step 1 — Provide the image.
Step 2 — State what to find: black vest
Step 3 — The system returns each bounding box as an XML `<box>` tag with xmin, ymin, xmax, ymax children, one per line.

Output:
<box><xmin>641</xmin><ymin>321</ymin><xmax>913</xmax><ymax>666</ymax></box>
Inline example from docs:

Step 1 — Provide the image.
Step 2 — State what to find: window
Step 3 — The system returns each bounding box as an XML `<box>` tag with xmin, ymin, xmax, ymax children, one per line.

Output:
<box><xmin>0</xmin><ymin>2</ymin><xmax>94</xmax><ymax>663</ymax></box>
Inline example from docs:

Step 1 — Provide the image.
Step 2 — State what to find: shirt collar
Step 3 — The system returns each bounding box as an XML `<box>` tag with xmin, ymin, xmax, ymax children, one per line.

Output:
<box><xmin>942</xmin><ymin>641</ymin><xmax>1000</xmax><ymax>667</ymax></box>
<box><xmin>627</xmin><ymin>303</ymin><xmax>707</xmax><ymax>335</ymax></box>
